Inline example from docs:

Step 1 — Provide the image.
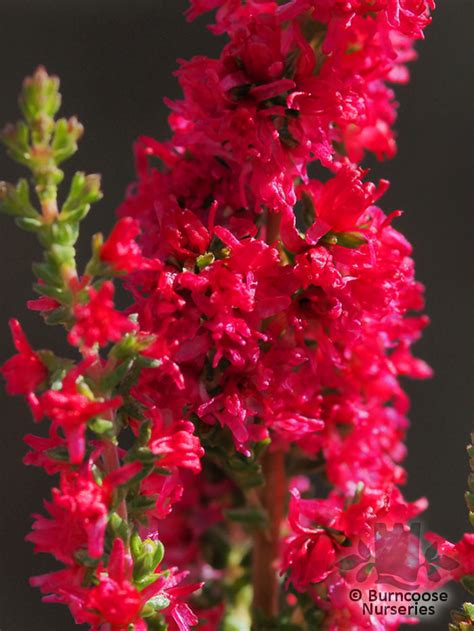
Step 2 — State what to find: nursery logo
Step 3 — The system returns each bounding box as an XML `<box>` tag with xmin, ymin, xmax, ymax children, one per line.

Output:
<box><xmin>374</xmin><ymin>521</ymin><xmax>422</xmax><ymax>589</ymax></box>
<box><xmin>338</xmin><ymin>522</ymin><xmax>459</xmax><ymax>590</ymax></box>
<box><xmin>338</xmin><ymin>523</ymin><xmax>457</xmax><ymax>619</ymax></box>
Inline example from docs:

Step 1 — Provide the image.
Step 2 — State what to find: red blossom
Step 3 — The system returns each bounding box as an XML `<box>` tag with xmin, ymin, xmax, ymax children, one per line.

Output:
<box><xmin>148</xmin><ymin>409</ymin><xmax>204</xmax><ymax>473</ymax></box>
<box><xmin>68</xmin><ymin>280</ymin><xmax>136</xmax><ymax>350</ymax></box>
<box><xmin>85</xmin><ymin>538</ymin><xmax>142</xmax><ymax>628</ymax></box>
<box><xmin>141</xmin><ymin>569</ymin><xmax>203</xmax><ymax>631</ymax></box>
<box><xmin>1</xmin><ymin>319</ymin><xmax>47</xmax><ymax>395</ymax></box>
<box><xmin>100</xmin><ymin>216</ymin><xmax>150</xmax><ymax>273</ymax></box>
<box><xmin>27</xmin><ymin>467</ymin><xmax>111</xmax><ymax>563</ymax></box>
<box><xmin>33</xmin><ymin>364</ymin><xmax>122</xmax><ymax>463</ymax></box>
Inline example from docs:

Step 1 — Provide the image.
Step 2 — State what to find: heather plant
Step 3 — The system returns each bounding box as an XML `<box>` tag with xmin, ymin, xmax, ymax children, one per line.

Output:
<box><xmin>0</xmin><ymin>2</ymin><xmax>472</xmax><ymax>630</ymax></box>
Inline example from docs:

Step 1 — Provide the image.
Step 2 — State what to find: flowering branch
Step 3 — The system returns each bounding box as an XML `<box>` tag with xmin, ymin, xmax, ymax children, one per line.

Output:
<box><xmin>0</xmin><ymin>67</ymin><xmax>204</xmax><ymax>630</ymax></box>
<box><xmin>448</xmin><ymin>433</ymin><xmax>474</xmax><ymax>631</ymax></box>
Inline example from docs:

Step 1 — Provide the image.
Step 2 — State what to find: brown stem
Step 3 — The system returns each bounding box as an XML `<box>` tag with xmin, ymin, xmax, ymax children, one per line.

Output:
<box><xmin>252</xmin><ymin>208</ymin><xmax>286</xmax><ymax>620</ymax></box>
<box><xmin>40</xmin><ymin>197</ymin><xmax>58</xmax><ymax>223</ymax></box>
<box><xmin>252</xmin><ymin>449</ymin><xmax>286</xmax><ymax>618</ymax></box>
<box><xmin>265</xmin><ymin>209</ymin><xmax>281</xmax><ymax>244</ymax></box>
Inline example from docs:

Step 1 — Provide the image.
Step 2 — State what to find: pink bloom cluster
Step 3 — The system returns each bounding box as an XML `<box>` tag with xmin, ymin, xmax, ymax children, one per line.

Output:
<box><xmin>2</xmin><ymin>230</ymin><xmax>205</xmax><ymax>628</ymax></box>
<box><xmin>284</xmin><ymin>487</ymin><xmax>474</xmax><ymax>629</ymax></box>
<box><xmin>115</xmin><ymin>0</ymin><xmax>468</xmax><ymax>627</ymax></box>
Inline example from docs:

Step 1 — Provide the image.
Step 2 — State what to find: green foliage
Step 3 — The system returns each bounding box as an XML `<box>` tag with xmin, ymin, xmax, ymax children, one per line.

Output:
<box><xmin>449</xmin><ymin>601</ymin><xmax>474</xmax><ymax>631</ymax></box>
<box><xmin>0</xmin><ymin>66</ymin><xmax>103</xmax><ymax>314</ymax></box>
<box><xmin>194</xmin><ymin>413</ymin><xmax>268</xmax><ymax>490</ymax></box>
<box><xmin>466</xmin><ymin>432</ymin><xmax>474</xmax><ymax>528</ymax></box>
<box><xmin>321</xmin><ymin>230</ymin><xmax>367</xmax><ymax>248</ymax></box>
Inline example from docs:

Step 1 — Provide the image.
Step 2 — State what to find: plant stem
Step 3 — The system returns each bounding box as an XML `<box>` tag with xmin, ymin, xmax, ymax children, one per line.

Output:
<box><xmin>265</xmin><ymin>209</ymin><xmax>281</xmax><ymax>244</ymax></box>
<box><xmin>252</xmin><ymin>449</ymin><xmax>286</xmax><ymax>619</ymax></box>
<box><xmin>40</xmin><ymin>197</ymin><xmax>58</xmax><ymax>223</ymax></box>
<box><xmin>252</xmin><ymin>209</ymin><xmax>286</xmax><ymax>620</ymax></box>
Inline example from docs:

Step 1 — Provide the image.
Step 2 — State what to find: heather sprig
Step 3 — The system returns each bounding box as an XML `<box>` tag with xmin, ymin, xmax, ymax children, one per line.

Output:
<box><xmin>0</xmin><ymin>68</ymin><xmax>203</xmax><ymax>630</ymax></box>
<box><xmin>449</xmin><ymin>434</ymin><xmax>474</xmax><ymax>631</ymax></box>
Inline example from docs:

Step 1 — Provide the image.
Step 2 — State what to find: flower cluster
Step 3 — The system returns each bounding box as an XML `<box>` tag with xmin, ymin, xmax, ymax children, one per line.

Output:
<box><xmin>0</xmin><ymin>68</ymin><xmax>205</xmax><ymax>630</ymax></box>
<box><xmin>1</xmin><ymin>2</ymin><xmax>472</xmax><ymax>630</ymax></box>
<box><xmin>116</xmin><ymin>0</ymin><xmax>470</xmax><ymax>627</ymax></box>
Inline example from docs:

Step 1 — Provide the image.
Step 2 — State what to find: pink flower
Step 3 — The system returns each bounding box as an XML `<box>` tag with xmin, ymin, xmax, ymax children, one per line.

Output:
<box><xmin>148</xmin><ymin>409</ymin><xmax>204</xmax><ymax>473</ymax></box>
<box><xmin>1</xmin><ymin>319</ymin><xmax>47</xmax><ymax>395</ymax></box>
<box><xmin>69</xmin><ymin>281</ymin><xmax>137</xmax><ymax>350</ymax></box>
<box><xmin>198</xmin><ymin>389</ymin><xmax>250</xmax><ymax>455</ymax></box>
<box><xmin>33</xmin><ymin>364</ymin><xmax>122</xmax><ymax>463</ymax></box>
<box><xmin>160</xmin><ymin>204</ymin><xmax>211</xmax><ymax>262</ymax></box>
<box><xmin>142</xmin><ymin>569</ymin><xmax>203</xmax><ymax>631</ymax></box>
<box><xmin>85</xmin><ymin>539</ymin><xmax>142</xmax><ymax>628</ymax></box>
<box><xmin>283</xmin><ymin>486</ymin><xmax>429</xmax><ymax>594</ymax></box>
<box><xmin>289</xmin><ymin>532</ymin><xmax>336</xmax><ymax>588</ymax></box>
<box><xmin>455</xmin><ymin>533</ymin><xmax>474</xmax><ymax>576</ymax></box>
<box><xmin>100</xmin><ymin>216</ymin><xmax>149</xmax><ymax>273</ymax></box>
<box><xmin>27</xmin><ymin>468</ymin><xmax>111</xmax><ymax>563</ymax></box>
<box><xmin>141</xmin><ymin>470</ymin><xmax>184</xmax><ymax>520</ymax></box>
<box><xmin>302</xmin><ymin>166</ymin><xmax>388</xmax><ymax>234</ymax></box>
<box><xmin>23</xmin><ymin>427</ymin><xmax>70</xmax><ymax>474</ymax></box>
<box><xmin>425</xmin><ymin>532</ymin><xmax>474</xmax><ymax>581</ymax></box>
<box><xmin>27</xmin><ymin>295</ymin><xmax>60</xmax><ymax>312</ymax></box>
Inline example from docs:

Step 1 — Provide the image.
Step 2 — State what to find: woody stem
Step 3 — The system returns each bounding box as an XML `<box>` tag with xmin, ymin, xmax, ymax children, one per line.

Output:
<box><xmin>252</xmin><ymin>210</ymin><xmax>286</xmax><ymax>619</ymax></box>
<box><xmin>252</xmin><ymin>449</ymin><xmax>286</xmax><ymax>619</ymax></box>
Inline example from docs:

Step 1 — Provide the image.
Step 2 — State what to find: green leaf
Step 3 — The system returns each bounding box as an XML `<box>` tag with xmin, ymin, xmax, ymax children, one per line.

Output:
<box><xmin>88</xmin><ymin>417</ymin><xmax>114</xmax><ymax>435</ymax></box>
<box><xmin>100</xmin><ymin>359</ymin><xmax>134</xmax><ymax>392</ymax></box>
<box><xmin>130</xmin><ymin>532</ymin><xmax>143</xmax><ymax>557</ymax></box>
<box><xmin>60</xmin><ymin>171</ymin><xmax>102</xmax><ymax>220</ymax></box>
<box><xmin>45</xmin><ymin>446</ymin><xmax>70</xmax><ymax>462</ymax></box>
<box><xmin>108</xmin><ymin>512</ymin><xmax>130</xmax><ymax>543</ymax></box>
<box><xmin>146</xmin><ymin>594</ymin><xmax>171</xmax><ymax>611</ymax></box>
<box><xmin>0</xmin><ymin>180</ymin><xmax>38</xmax><ymax>217</ymax></box>
<box><xmin>33</xmin><ymin>282</ymin><xmax>67</xmax><ymax>301</ymax></box>
<box><xmin>135</xmin><ymin>573</ymin><xmax>160</xmax><ymax>590</ymax></box>
<box><xmin>19</xmin><ymin>67</ymin><xmax>61</xmax><ymax>123</ymax></box>
<box><xmin>128</xmin><ymin>494</ymin><xmax>157</xmax><ymax>516</ymax></box>
<box><xmin>74</xmin><ymin>549</ymin><xmax>102</xmax><ymax>568</ymax></box>
<box><xmin>128</xmin><ymin>447</ymin><xmax>155</xmax><ymax>465</ymax></box>
<box><xmin>44</xmin><ymin>307</ymin><xmax>73</xmax><ymax>326</ymax></box>
<box><xmin>1</xmin><ymin>122</ymin><xmax>32</xmax><ymax>166</ymax></box>
<box><xmin>325</xmin><ymin>231</ymin><xmax>368</xmax><ymax>248</ymax></box>
<box><xmin>119</xmin><ymin>398</ymin><xmax>146</xmax><ymax>421</ymax></box>
<box><xmin>50</xmin><ymin>221</ymin><xmax>79</xmax><ymax>246</ymax></box>
<box><xmin>145</xmin><ymin>616</ymin><xmax>168</xmax><ymax>631</ymax></box>
<box><xmin>51</xmin><ymin>117</ymin><xmax>84</xmax><ymax>164</ymax></box>
<box><xmin>15</xmin><ymin>216</ymin><xmax>43</xmax><ymax>232</ymax></box>
<box><xmin>32</xmin><ymin>262</ymin><xmax>62</xmax><ymax>285</ymax></box>
<box><xmin>461</xmin><ymin>574</ymin><xmax>474</xmax><ymax>596</ymax></box>
<box><xmin>51</xmin><ymin>245</ymin><xmax>76</xmax><ymax>265</ymax></box>
<box><xmin>196</xmin><ymin>252</ymin><xmax>215</xmax><ymax>270</ymax></box>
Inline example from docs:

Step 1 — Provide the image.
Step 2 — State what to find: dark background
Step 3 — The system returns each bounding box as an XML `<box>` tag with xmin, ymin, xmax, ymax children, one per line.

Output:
<box><xmin>0</xmin><ymin>1</ymin><xmax>471</xmax><ymax>629</ymax></box>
